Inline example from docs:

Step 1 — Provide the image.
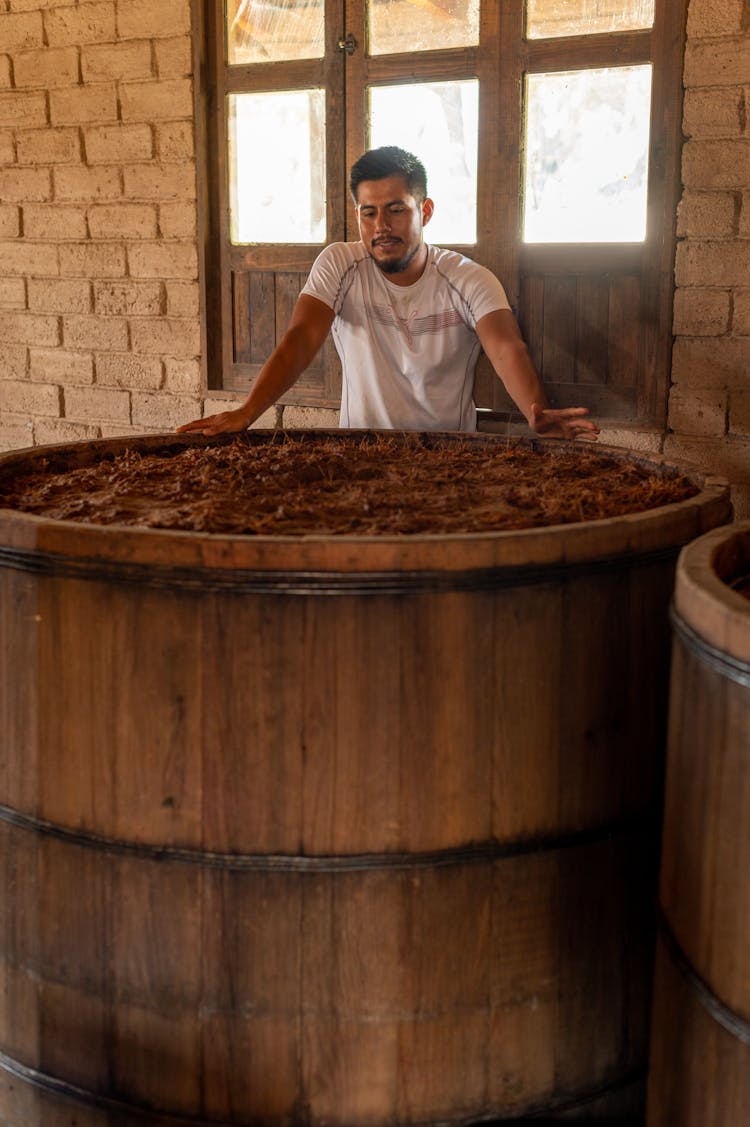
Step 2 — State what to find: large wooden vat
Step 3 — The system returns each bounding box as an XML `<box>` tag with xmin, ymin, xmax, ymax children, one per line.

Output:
<box><xmin>647</xmin><ymin>521</ymin><xmax>750</xmax><ymax>1127</ymax></box>
<box><xmin>0</xmin><ymin>433</ymin><xmax>730</xmax><ymax>1127</ymax></box>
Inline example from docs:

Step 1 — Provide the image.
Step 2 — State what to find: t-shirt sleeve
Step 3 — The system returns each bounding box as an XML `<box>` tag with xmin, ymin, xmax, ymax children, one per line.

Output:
<box><xmin>457</xmin><ymin>261</ymin><xmax>511</xmax><ymax>326</ymax></box>
<box><xmin>435</xmin><ymin>253</ymin><xmax>511</xmax><ymax>327</ymax></box>
<box><xmin>300</xmin><ymin>243</ymin><xmax>354</xmax><ymax>314</ymax></box>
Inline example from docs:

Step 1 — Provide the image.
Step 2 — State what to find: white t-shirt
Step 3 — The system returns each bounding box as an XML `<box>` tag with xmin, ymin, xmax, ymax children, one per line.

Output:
<box><xmin>300</xmin><ymin>241</ymin><xmax>511</xmax><ymax>431</ymax></box>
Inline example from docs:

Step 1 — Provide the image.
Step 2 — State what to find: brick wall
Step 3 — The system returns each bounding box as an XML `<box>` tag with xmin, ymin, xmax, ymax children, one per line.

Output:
<box><xmin>665</xmin><ymin>0</ymin><xmax>750</xmax><ymax>517</ymax></box>
<box><xmin>0</xmin><ymin>0</ymin><xmax>748</xmax><ymax>513</ymax></box>
<box><xmin>0</xmin><ymin>0</ymin><xmax>203</xmax><ymax>448</ymax></box>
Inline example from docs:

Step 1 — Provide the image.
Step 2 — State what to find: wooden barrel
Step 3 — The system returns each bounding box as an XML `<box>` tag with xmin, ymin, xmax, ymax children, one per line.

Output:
<box><xmin>647</xmin><ymin>521</ymin><xmax>750</xmax><ymax>1127</ymax></box>
<box><xmin>0</xmin><ymin>433</ymin><xmax>730</xmax><ymax>1127</ymax></box>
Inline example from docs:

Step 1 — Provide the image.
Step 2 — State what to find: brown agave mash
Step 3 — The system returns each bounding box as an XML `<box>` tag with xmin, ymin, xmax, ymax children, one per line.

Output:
<box><xmin>0</xmin><ymin>432</ymin><xmax>699</xmax><ymax>537</ymax></box>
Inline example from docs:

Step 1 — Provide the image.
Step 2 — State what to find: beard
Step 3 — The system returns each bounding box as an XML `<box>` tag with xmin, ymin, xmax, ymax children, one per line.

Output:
<box><xmin>370</xmin><ymin>239</ymin><xmax>421</xmax><ymax>275</ymax></box>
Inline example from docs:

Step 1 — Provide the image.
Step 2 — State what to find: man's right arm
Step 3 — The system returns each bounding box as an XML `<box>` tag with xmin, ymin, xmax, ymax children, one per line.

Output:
<box><xmin>177</xmin><ymin>294</ymin><xmax>335</xmax><ymax>436</ymax></box>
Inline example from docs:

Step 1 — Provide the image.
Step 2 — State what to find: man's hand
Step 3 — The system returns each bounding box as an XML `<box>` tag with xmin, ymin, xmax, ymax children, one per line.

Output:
<box><xmin>529</xmin><ymin>402</ymin><xmax>600</xmax><ymax>442</ymax></box>
<box><xmin>177</xmin><ymin>406</ymin><xmax>252</xmax><ymax>436</ymax></box>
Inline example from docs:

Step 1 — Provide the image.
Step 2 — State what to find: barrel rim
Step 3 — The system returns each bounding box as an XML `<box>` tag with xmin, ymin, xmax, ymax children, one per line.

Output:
<box><xmin>674</xmin><ymin>520</ymin><xmax>750</xmax><ymax>664</ymax></box>
<box><xmin>0</xmin><ymin>430</ymin><xmax>731</xmax><ymax>574</ymax></box>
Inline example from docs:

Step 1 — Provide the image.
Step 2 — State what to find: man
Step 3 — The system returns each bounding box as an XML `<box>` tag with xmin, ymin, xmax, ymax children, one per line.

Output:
<box><xmin>178</xmin><ymin>146</ymin><xmax>599</xmax><ymax>440</ymax></box>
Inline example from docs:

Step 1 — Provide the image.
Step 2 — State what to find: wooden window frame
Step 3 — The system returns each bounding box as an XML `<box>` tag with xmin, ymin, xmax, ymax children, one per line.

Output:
<box><xmin>194</xmin><ymin>0</ymin><xmax>688</xmax><ymax>427</ymax></box>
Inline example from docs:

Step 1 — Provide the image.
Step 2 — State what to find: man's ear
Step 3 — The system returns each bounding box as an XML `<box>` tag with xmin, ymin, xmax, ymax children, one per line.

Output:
<box><xmin>422</xmin><ymin>197</ymin><xmax>435</xmax><ymax>225</ymax></box>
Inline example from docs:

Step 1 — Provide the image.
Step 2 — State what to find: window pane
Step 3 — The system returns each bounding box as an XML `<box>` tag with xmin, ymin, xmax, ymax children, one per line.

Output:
<box><xmin>526</xmin><ymin>0</ymin><xmax>654</xmax><ymax>39</ymax></box>
<box><xmin>227</xmin><ymin>0</ymin><xmax>324</xmax><ymax>64</ymax></box>
<box><xmin>523</xmin><ymin>65</ymin><xmax>651</xmax><ymax>243</ymax></box>
<box><xmin>228</xmin><ymin>90</ymin><xmax>326</xmax><ymax>244</ymax></box>
<box><xmin>368</xmin><ymin>0</ymin><xmax>480</xmax><ymax>55</ymax></box>
<box><xmin>368</xmin><ymin>80</ymin><xmax>479</xmax><ymax>245</ymax></box>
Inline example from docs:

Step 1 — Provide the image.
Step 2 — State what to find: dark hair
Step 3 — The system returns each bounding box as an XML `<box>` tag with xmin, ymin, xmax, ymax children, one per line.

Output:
<box><xmin>349</xmin><ymin>146</ymin><xmax>428</xmax><ymax>203</ymax></box>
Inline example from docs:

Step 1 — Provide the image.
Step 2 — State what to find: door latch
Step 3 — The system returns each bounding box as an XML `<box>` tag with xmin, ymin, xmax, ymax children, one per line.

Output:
<box><xmin>336</xmin><ymin>33</ymin><xmax>357</xmax><ymax>55</ymax></box>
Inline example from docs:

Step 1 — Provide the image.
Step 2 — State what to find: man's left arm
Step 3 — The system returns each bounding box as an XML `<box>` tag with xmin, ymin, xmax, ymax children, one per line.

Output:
<box><xmin>476</xmin><ymin>309</ymin><xmax>600</xmax><ymax>441</ymax></box>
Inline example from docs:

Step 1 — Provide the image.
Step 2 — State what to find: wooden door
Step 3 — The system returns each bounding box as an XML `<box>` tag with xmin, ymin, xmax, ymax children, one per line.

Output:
<box><xmin>203</xmin><ymin>0</ymin><xmax>347</xmax><ymax>405</ymax></box>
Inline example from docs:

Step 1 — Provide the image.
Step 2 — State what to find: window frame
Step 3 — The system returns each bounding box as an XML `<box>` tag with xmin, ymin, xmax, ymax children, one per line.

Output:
<box><xmin>195</xmin><ymin>0</ymin><xmax>688</xmax><ymax>426</ymax></box>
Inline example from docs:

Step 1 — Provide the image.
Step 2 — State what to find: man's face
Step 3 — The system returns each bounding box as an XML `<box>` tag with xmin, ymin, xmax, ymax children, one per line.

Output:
<box><xmin>355</xmin><ymin>175</ymin><xmax>434</xmax><ymax>282</ymax></box>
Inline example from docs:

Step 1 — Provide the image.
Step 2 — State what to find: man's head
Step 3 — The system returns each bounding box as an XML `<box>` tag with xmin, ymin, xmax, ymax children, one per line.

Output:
<box><xmin>350</xmin><ymin>146</ymin><xmax>434</xmax><ymax>283</ymax></box>
<box><xmin>349</xmin><ymin>146</ymin><xmax>428</xmax><ymax>204</ymax></box>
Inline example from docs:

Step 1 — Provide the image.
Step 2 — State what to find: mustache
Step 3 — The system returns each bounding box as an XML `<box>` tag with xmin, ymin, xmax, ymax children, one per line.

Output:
<box><xmin>373</xmin><ymin>236</ymin><xmax>403</xmax><ymax>246</ymax></box>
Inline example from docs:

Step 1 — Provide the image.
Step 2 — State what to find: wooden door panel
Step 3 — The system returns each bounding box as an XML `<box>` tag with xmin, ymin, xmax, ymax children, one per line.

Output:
<box><xmin>227</xmin><ymin>268</ymin><xmax>341</xmax><ymax>404</ymax></box>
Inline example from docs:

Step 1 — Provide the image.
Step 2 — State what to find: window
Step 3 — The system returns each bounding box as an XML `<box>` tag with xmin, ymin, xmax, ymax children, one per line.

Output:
<box><xmin>197</xmin><ymin>0</ymin><xmax>687</xmax><ymax>425</ymax></box>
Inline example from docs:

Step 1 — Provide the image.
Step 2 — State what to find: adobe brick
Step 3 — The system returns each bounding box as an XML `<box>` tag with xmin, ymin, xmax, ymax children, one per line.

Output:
<box><xmin>119</xmin><ymin>78</ymin><xmax>193</xmax><ymax>123</ymax></box>
<box><xmin>671</xmin><ymin>336</ymin><xmax>750</xmax><ymax>388</ymax></box>
<box><xmin>0</xmin><ymin>239</ymin><xmax>59</xmax><ymax>276</ymax></box>
<box><xmin>0</xmin><ymin>10</ymin><xmax>43</xmax><ymax>49</ymax></box>
<box><xmin>10</xmin><ymin>0</ymin><xmax>79</xmax><ymax>9</ymax></box>
<box><xmin>0</xmin><ymin>167</ymin><xmax>51</xmax><ymax>202</ymax></box>
<box><xmin>741</xmin><ymin>193</ymin><xmax>750</xmax><ymax>239</ymax></box>
<box><xmin>164</xmin><ymin>356</ymin><xmax>200</xmax><ymax>393</ymax></box>
<box><xmin>0</xmin><ymin>345</ymin><xmax>28</xmax><ymax>380</ymax></box>
<box><xmin>54</xmin><ymin>164</ymin><xmax>121</xmax><ymax>201</ymax></box>
<box><xmin>687</xmin><ymin>0</ymin><xmax>746</xmax><ymax>37</ymax></box>
<box><xmin>16</xmin><ymin>127</ymin><xmax>81</xmax><ymax>164</ymax></box>
<box><xmin>729</xmin><ymin>390</ymin><xmax>750</xmax><ymax>435</ymax></box>
<box><xmin>283</xmin><ymin>406</ymin><xmax>340</xmax><ymax>430</ymax></box>
<box><xmin>684</xmin><ymin>39</ymin><xmax>750</xmax><ymax>88</ymax></box>
<box><xmin>116</xmin><ymin>0</ymin><xmax>191</xmax><ymax>41</ymax></box>
<box><xmin>123</xmin><ymin>162</ymin><xmax>196</xmax><ymax>202</ymax></box>
<box><xmin>44</xmin><ymin>2</ymin><xmax>116</xmax><ymax>47</ymax></box>
<box><xmin>84</xmin><ymin>122</ymin><xmax>153</xmax><ymax>164</ymax></box>
<box><xmin>28</xmin><ymin>278</ymin><xmax>92</xmax><ymax>314</ymax></box>
<box><xmin>98</xmin><ymin>423</ymin><xmax>160</xmax><ymax>437</ymax></box>
<box><xmin>675</xmin><ymin>239</ymin><xmax>750</xmax><ymax>287</ymax></box>
<box><xmin>96</xmin><ymin>351</ymin><xmax>162</xmax><ymax>388</ymax></box>
<box><xmin>157</xmin><ymin>121</ymin><xmax>194</xmax><ymax>162</ymax></box>
<box><xmin>0</xmin><ymin>205</ymin><xmax>20</xmax><ymax>237</ymax></box>
<box><xmin>127</xmin><ymin>241</ymin><xmax>198</xmax><ymax>280</ymax></box>
<box><xmin>0</xmin><ymin>278</ymin><xmax>26</xmax><ymax>309</ymax></box>
<box><xmin>673</xmin><ymin>288</ymin><xmax>731</xmax><ymax>336</ymax></box>
<box><xmin>0</xmin><ymin>130</ymin><xmax>13</xmax><ymax>163</ymax></box>
<box><xmin>13</xmin><ymin>45</ymin><xmax>79</xmax><ymax>88</ymax></box>
<box><xmin>23</xmin><ymin>203</ymin><xmax>87</xmax><ymax>240</ymax></box>
<box><xmin>683</xmin><ymin>88</ymin><xmax>744</xmax><ymax>140</ymax></box>
<box><xmin>59</xmin><ymin>242</ymin><xmax>126</xmax><ymax>277</ymax></box>
<box><xmin>0</xmin><ymin>90</ymin><xmax>46</xmax><ymax>128</ymax></box>
<box><xmin>734</xmin><ymin>289</ymin><xmax>750</xmax><ymax>335</ymax></box>
<box><xmin>94</xmin><ymin>280</ymin><xmax>164</xmax><ymax>316</ymax></box>
<box><xmin>130</xmin><ymin>391</ymin><xmax>201</xmax><ymax>431</ymax></box>
<box><xmin>0</xmin><ymin>312</ymin><xmax>59</xmax><ymax>347</ymax></box>
<box><xmin>166</xmin><ymin>281</ymin><xmax>199</xmax><ymax>318</ymax></box>
<box><xmin>676</xmin><ymin>190</ymin><xmax>737</xmax><ymax>238</ymax></box>
<box><xmin>64</xmin><ymin>384</ymin><xmax>130</xmax><ymax>423</ymax></box>
<box><xmin>158</xmin><ymin>201</ymin><xmax>197</xmax><ymax>238</ymax></box>
<box><xmin>62</xmin><ymin>313</ymin><xmax>128</xmax><ymax>351</ymax></box>
<box><xmin>154</xmin><ymin>36</ymin><xmax>192</xmax><ymax>78</ymax></box>
<box><xmin>0</xmin><ymin>418</ymin><xmax>34</xmax><ymax>452</ymax></box>
<box><xmin>683</xmin><ymin>140</ymin><xmax>750</xmax><ymax>190</ymax></box>
<box><xmin>35</xmin><ymin>418</ymin><xmax>101</xmax><ymax>444</ymax></box>
<box><xmin>0</xmin><ymin>378</ymin><xmax>61</xmax><ymax>416</ymax></box>
<box><xmin>50</xmin><ymin>83</ymin><xmax>118</xmax><ymax>126</ymax></box>
<box><xmin>130</xmin><ymin>316</ymin><xmax>200</xmax><ymax>357</ymax></box>
<box><xmin>81</xmin><ymin>40</ymin><xmax>153</xmax><ymax>83</ymax></box>
<box><xmin>30</xmin><ymin>346</ymin><xmax>93</xmax><ymax>384</ymax></box>
<box><xmin>667</xmin><ymin>387</ymin><xmax>728</xmax><ymax>437</ymax></box>
<box><xmin>88</xmin><ymin>202</ymin><xmax>158</xmax><ymax>239</ymax></box>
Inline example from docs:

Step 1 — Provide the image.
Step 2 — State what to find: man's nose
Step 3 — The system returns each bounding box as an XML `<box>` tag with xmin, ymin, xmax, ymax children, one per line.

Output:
<box><xmin>374</xmin><ymin>210</ymin><xmax>392</xmax><ymax>231</ymax></box>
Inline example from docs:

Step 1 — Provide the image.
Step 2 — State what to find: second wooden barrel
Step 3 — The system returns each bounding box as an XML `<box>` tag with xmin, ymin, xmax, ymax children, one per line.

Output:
<box><xmin>0</xmin><ymin>433</ymin><xmax>731</xmax><ymax>1127</ymax></box>
<box><xmin>647</xmin><ymin>521</ymin><xmax>750</xmax><ymax>1127</ymax></box>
